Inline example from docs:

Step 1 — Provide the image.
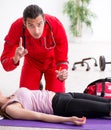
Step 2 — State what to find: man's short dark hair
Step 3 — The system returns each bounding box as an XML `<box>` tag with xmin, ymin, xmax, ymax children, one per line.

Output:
<box><xmin>23</xmin><ymin>4</ymin><xmax>44</xmax><ymax>22</ymax></box>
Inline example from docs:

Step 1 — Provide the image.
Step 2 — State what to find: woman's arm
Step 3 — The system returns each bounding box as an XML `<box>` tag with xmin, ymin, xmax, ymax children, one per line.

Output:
<box><xmin>5</xmin><ymin>102</ymin><xmax>86</xmax><ymax>126</ymax></box>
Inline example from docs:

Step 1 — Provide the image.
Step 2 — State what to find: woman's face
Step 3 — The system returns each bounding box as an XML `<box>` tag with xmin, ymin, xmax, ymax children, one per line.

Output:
<box><xmin>25</xmin><ymin>15</ymin><xmax>45</xmax><ymax>39</ymax></box>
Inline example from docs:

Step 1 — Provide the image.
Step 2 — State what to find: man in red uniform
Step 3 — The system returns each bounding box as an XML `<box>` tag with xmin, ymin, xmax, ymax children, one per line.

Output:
<box><xmin>0</xmin><ymin>4</ymin><xmax>68</xmax><ymax>92</ymax></box>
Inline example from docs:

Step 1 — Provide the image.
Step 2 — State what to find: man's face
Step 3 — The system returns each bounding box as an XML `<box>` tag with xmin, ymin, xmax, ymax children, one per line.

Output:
<box><xmin>25</xmin><ymin>15</ymin><xmax>45</xmax><ymax>39</ymax></box>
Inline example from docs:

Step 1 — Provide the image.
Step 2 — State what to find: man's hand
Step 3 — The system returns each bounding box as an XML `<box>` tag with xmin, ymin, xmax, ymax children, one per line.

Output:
<box><xmin>56</xmin><ymin>68</ymin><xmax>68</xmax><ymax>81</ymax></box>
<box><xmin>13</xmin><ymin>37</ymin><xmax>28</xmax><ymax>64</ymax></box>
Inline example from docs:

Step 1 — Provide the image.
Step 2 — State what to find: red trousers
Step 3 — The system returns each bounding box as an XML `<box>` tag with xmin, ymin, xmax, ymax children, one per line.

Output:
<box><xmin>20</xmin><ymin>57</ymin><xmax>65</xmax><ymax>92</ymax></box>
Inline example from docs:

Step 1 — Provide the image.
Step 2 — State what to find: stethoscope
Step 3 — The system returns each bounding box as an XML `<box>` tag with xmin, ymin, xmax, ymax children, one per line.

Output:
<box><xmin>22</xmin><ymin>20</ymin><xmax>56</xmax><ymax>50</ymax></box>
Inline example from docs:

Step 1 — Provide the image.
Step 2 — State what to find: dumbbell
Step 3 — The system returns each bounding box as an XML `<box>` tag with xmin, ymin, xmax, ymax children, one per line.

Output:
<box><xmin>82</xmin><ymin>57</ymin><xmax>98</xmax><ymax>67</ymax></box>
<box><xmin>72</xmin><ymin>61</ymin><xmax>90</xmax><ymax>71</ymax></box>
<box><xmin>99</xmin><ymin>55</ymin><xmax>111</xmax><ymax>71</ymax></box>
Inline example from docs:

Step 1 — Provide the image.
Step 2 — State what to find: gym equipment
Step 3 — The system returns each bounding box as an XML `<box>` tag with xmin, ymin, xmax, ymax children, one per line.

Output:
<box><xmin>99</xmin><ymin>55</ymin><xmax>111</xmax><ymax>71</ymax></box>
<box><xmin>72</xmin><ymin>57</ymin><xmax>97</xmax><ymax>71</ymax></box>
<box><xmin>72</xmin><ymin>61</ymin><xmax>90</xmax><ymax>71</ymax></box>
<box><xmin>82</xmin><ymin>57</ymin><xmax>98</xmax><ymax>67</ymax></box>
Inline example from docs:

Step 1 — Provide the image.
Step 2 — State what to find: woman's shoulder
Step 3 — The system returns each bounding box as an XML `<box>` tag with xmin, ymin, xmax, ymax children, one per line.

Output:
<box><xmin>15</xmin><ymin>87</ymin><xmax>31</xmax><ymax>94</ymax></box>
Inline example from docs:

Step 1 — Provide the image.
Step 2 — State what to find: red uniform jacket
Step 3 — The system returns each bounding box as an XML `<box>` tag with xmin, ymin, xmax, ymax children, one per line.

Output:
<box><xmin>1</xmin><ymin>14</ymin><xmax>68</xmax><ymax>71</ymax></box>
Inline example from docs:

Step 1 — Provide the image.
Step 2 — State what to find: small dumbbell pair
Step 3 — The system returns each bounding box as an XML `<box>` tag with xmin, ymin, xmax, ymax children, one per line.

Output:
<box><xmin>72</xmin><ymin>57</ymin><xmax>98</xmax><ymax>71</ymax></box>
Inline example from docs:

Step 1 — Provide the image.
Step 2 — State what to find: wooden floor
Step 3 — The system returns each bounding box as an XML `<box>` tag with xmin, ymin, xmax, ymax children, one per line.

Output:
<box><xmin>1</xmin><ymin>42</ymin><xmax>111</xmax><ymax>130</ymax></box>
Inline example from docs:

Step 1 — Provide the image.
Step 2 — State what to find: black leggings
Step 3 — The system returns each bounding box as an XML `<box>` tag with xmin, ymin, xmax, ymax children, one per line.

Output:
<box><xmin>52</xmin><ymin>92</ymin><xmax>111</xmax><ymax>118</ymax></box>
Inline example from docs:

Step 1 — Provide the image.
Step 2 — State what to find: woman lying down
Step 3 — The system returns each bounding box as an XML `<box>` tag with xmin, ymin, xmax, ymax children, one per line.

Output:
<box><xmin>0</xmin><ymin>87</ymin><xmax>111</xmax><ymax>126</ymax></box>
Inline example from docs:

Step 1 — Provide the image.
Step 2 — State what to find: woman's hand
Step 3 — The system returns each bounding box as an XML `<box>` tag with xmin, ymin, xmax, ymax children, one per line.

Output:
<box><xmin>13</xmin><ymin>37</ymin><xmax>28</xmax><ymax>64</ymax></box>
<box><xmin>71</xmin><ymin>116</ymin><xmax>86</xmax><ymax>126</ymax></box>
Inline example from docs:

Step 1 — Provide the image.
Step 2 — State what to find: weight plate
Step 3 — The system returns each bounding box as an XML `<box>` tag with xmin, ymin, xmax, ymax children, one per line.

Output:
<box><xmin>99</xmin><ymin>55</ymin><xmax>105</xmax><ymax>71</ymax></box>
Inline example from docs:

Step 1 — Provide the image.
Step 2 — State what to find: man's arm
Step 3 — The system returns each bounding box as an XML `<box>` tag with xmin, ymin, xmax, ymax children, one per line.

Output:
<box><xmin>1</xmin><ymin>38</ymin><xmax>28</xmax><ymax>71</ymax></box>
